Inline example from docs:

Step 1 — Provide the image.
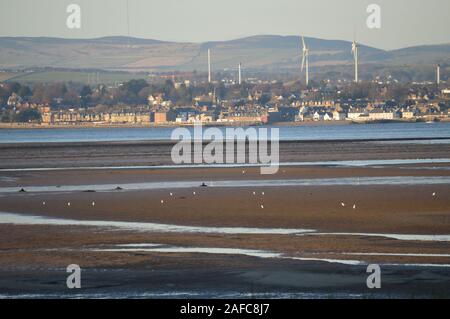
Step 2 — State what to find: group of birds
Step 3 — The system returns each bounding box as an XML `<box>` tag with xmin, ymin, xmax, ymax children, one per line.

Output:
<box><xmin>36</xmin><ymin>187</ymin><xmax>438</xmax><ymax>211</ymax></box>
<box><xmin>40</xmin><ymin>200</ymin><xmax>96</xmax><ymax>207</ymax></box>
<box><xmin>339</xmin><ymin>192</ymin><xmax>439</xmax><ymax>211</ymax></box>
<box><xmin>341</xmin><ymin>202</ymin><xmax>357</xmax><ymax>210</ymax></box>
<box><xmin>160</xmin><ymin>190</ymin><xmax>197</xmax><ymax>205</ymax></box>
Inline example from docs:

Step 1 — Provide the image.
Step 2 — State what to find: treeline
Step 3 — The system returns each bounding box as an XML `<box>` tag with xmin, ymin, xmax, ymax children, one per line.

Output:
<box><xmin>0</xmin><ymin>108</ymin><xmax>41</xmax><ymax>123</ymax></box>
<box><xmin>0</xmin><ymin>79</ymin><xmax>271</xmax><ymax>108</ymax></box>
<box><xmin>0</xmin><ymin>78</ymin><xmax>442</xmax><ymax>111</ymax></box>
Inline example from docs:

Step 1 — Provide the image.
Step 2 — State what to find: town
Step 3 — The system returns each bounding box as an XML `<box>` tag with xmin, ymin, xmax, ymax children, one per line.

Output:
<box><xmin>1</xmin><ymin>74</ymin><xmax>449</xmax><ymax>127</ymax></box>
<box><xmin>1</xmin><ymin>34</ymin><xmax>448</xmax><ymax>127</ymax></box>
<box><xmin>0</xmin><ymin>65</ymin><xmax>450</xmax><ymax>127</ymax></box>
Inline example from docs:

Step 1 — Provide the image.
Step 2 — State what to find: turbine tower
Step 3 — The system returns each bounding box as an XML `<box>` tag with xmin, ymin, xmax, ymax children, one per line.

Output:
<box><xmin>238</xmin><ymin>62</ymin><xmax>242</xmax><ymax>85</ymax></box>
<box><xmin>352</xmin><ymin>40</ymin><xmax>359</xmax><ymax>83</ymax></box>
<box><xmin>207</xmin><ymin>49</ymin><xmax>212</xmax><ymax>83</ymax></box>
<box><xmin>437</xmin><ymin>64</ymin><xmax>441</xmax><ymax>85</ymax></box>
<box><xmin>301</xmin><ymin>36</ymin><xmax>309</xmax><ymax>86</ymax></box>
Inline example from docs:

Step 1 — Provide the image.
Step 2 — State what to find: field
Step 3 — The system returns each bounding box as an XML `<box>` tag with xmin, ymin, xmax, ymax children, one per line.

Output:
<box><xmin>0</xmin><ymin>71</ymin><xmax>25</xmax><ymax>82</ymax></box>
<box><xmin>2</xmin><ymin>70</ymin><xmax>149</xmax><ymax>85</ymax></box>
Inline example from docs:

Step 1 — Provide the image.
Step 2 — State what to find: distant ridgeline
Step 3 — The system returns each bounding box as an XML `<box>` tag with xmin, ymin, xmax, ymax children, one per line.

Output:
<box><xmin>0</xmin><ymin>36</ymin><xmax>448</xmax><ymax>80</ymax></box>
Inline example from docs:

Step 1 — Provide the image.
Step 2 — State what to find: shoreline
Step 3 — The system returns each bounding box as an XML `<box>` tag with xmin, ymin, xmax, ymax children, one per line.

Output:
<box><xmin>0</xmin><ymin>122</ymin><xmax>264</xmax><ymax>130</ymax></box>
<box><xmin>1</xmin><ymin>119</ymin><xmax>446</xmax><ymax>130</ymax></box>
<box><xmin>0</xmin><ymin>136</ymin><xmax>450</xmax><ymax>147</ymax></box>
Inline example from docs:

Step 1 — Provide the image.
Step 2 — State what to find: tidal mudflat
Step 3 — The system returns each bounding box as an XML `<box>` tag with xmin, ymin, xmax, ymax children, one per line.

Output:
<box><xmin>0</xmin><ymin>139</ymin><xmax>449</xmax><ymax>298</ymax></box>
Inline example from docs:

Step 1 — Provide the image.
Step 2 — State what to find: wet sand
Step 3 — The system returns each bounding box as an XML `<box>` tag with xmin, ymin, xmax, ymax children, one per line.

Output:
<box><xmin>0</xmin><ymin>140</ymin><xmax>450</xmax><ymax>298</ymax></box>
<box><xmin>1</xmin><ymin>139</ymin><xmax>450</xmax><ymax>169</ymax></box>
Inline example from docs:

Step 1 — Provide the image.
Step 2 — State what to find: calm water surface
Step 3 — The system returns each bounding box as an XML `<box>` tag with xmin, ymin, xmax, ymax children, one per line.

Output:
<box><xmin>1</xmin><ymin>122</ymin><xmax>450</xmax><ymax>143</ymax></box>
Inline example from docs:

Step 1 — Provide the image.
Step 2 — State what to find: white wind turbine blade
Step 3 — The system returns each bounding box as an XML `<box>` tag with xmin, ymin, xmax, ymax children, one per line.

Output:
<box><xmin>301</xmin><ymin>53</ymin><xmax>306</xmax><ymax>71</ymax></box>
<box><xmin>301</xmin><ymin>36</ymin><xmax>307</xmax><ymax>71</ymax></box>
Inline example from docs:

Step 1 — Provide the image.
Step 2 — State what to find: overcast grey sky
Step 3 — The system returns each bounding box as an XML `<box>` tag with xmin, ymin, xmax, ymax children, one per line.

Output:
<box><xmin>1</xmin><ymin>0</ymin><xmax>449</xmax><ymax>50</ymax></box>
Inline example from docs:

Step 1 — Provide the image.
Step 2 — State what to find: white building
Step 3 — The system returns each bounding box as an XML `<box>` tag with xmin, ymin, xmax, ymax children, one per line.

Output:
<box><xmin>333</xmin><ymin>110</ymin><xmax>346</xmax><ymax>121</ymax></box>
<box><xmin>368</xmin><ymin>109</ymin><xmax>397</xmax><ymax>120</ymax></box>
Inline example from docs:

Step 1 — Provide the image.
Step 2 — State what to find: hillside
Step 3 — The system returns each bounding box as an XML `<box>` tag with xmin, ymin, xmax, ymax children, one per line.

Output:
<box><xmin>0</xmin><ymin>35</ymin><xmax>448</xmax><ymax>73</ymax></box>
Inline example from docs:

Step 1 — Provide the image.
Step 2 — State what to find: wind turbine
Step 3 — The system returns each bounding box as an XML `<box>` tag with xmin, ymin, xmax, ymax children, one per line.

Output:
<box><xmin>437</xmin><ymin>64</ymin><xmax>441</xmax><ymax>85</ymax></box>
<box><xmin>301</xmin><ymin>36</ymin><xmax>309</xmax><ymax>86</ymax></box>
<box><xmin>207</xmin><ymin>49</ymin><xmax>212</xmax><ymax>83</ymax></box>
<box><xmin>238</xmin><ymin>62</ymin><xmax>242</xmax><ymax>85</ymax></box>
<box><xmin>352</xmin><ymin>40</ymin><xmax>359</xmax><ymax>83</ymax></box>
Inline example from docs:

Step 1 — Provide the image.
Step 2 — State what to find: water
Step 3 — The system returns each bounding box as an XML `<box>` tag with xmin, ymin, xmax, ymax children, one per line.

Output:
<box><xmin>2</xmin><ymin>176</ymin><xmax>450</xmax><ymax>194</ymax></box>
<box><xmin>1</xmin><ymin>122</ymin><xmax>450</xmax><ymax>143</ymax></box>
<box><xmin>342</xmin><ymin>252</ymin><xmax>450</xmax><ymax>257</ymax></box>
<box><xmin>2</xmin><ymin>158</ymin><xmax>450</xmax><ymax>172</ymax></box>
<box><xmin>2</xmin><ymin>212</ymin><xmax>450</xmax><ymax>243</ymax></box>
<box><xmin>0</xmin><ymin>212</ymin><xmax>315</xmax><ymax>235</ymax></box>
<box><xmin>0</xmin><ymin>291</ymin><xmax>365</xmax><ymax>299</ymax></box>
<box><xmin>93</xmin><ymin>245</ymin><xmax>363</xmax><ymax>266</ymax></box>
<box><xmin>94</xmin><ymin>246</ymin><xmax>284</xmax><ymax>260</ymax></box>
<box><xmin>298</xmin><ymin>232</ymin><xmax>450</xmax><ymax>242</ymax></box>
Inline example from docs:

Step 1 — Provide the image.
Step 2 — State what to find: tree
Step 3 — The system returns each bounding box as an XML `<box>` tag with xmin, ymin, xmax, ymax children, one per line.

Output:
<box><xmin>216</xmin><ymin>83</ymin><xmax>227</xmax><ymax>100</ymax></box>
<box><xmin>162</xmin><ymin>80</ymin><xmax>175</xmax><ymax>97</ymax></box>
<box><xmin>18</xmin><ymin>85</ymin><xmax>32</xmax><ymax>97</ymax></box>
<box><xmin>80</xmin><ymin>85</ymin><xmax>92</xmax><ymax>106</ymax></box>
<box><xmin>138</xmin><ymin>86</ymin><xmax>151</xmax><ymax>102</ymax></box>
<box><xmin>31</xmin><ymin>83</ymin><xmax>69</xmax><ymax>105</ymax></box>
<box><xmin>47</xmin><ymin>83</ymin><xmax>68</xmax><ymax>100</ymax></box>
<box><xmin>0</xmin><ymin>111</ymin><xmax>12</xmax><ymax>123</ymax></box>
<box><xmin>14</xmin><ymin>109</ymin><xmax>41</xmax><ymax>123</ymax></box>
<box><xmin>384</xmin><ymin>84</ymin><xmax>409</xmax><ymax>103</ymax></box>
<box><xmin>259</xmin><ymin>94</ymin><xmax>271</xmax><ymax>105</ymax></box>
<box><xmin>8</xmin><ymin>82</ymin><xmax>21</xmax><ymax>94</ymax></box>
<box><xmin>120</xmin><ymin>79</ymin><xmax>149</xmax><ymax>104</ymax></box>
<box><xmin>80</xmin><ymin>85</ymin><xmax>92</xmax><ymax>97</ymax></box>
<box><xmin>64</xmin><ymin>88</ymin><xmax>80</xmax><ymax>105</ymax></box>
<box><xmin>31</xmin><ymin>84</ymin><xmax>47</xmax><ymax>103</ymax></box>
<box><xmin>176</xmin><ymin>83</ymin><xmax>192</xmax><ymax>105</ymax></box>
<box><xmin>122</xmin><ymin>79</ymin><xmax>149</xmax><ymax>96</ymax></box>
<box><xmin>0</xmin><ymin>86</ymin><xmax>9</xmax><ymax>106</ymax></box>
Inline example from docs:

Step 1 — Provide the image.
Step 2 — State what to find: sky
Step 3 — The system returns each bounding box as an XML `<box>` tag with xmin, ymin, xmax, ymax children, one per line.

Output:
<box><xmin>1</xmin><ymin>0</ymin><xmax>449</xmax><ymax>50</ymax></box>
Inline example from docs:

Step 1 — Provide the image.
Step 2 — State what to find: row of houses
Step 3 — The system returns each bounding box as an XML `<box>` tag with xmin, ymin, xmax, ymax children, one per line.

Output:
<box><xmin>156</xmin><ymin>109</ymin><xmax>264</xmax><ymax>124</ymax></box>
<box><xmin>42</xmin><ymin>111</ymin><xmax>151</xmax><ymax>125</ymax></box>
<box><xmin>295</xmin><ymin>103</ymin><xmax>450</xmax><ymax>122</ymax></box>
<box><xmin>39</xmin><ymin>105</ymin><xmax>450</xmax><ymax>125</ymax></box>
